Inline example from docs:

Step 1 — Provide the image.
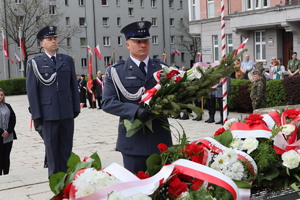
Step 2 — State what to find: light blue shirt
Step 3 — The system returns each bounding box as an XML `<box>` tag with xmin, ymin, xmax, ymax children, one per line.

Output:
<box><xmin>241</xmin><ymin>60</ymin><xmax>254</xmax><ymax>71</ymax></box>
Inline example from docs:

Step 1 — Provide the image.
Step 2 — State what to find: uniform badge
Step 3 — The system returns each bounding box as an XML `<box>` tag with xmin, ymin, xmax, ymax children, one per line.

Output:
<box><xmin>137</xmin><ymin>21</ymin><xmax>145</xmax><ymax>29</ymax></box>
<box><xmin>42</xmin><ymin>65</ymin><xmax>50</xmax><ymax>68</ymax></box>
<box><xmin>45</xmin><ymin>73</ymin><xmax>49</xmax><ymax>77</ymax></box>
<box><xmin>126</xmin><ymin>76</ymin><xmax>137</xmax><ymax>80</ymax></box>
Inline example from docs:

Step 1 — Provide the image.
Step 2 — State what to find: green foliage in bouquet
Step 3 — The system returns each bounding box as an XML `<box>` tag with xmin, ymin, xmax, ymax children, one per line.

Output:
<box><xmin>49</xmin><ymin>152</ymin><xmax>101</xmax><ymax>199</ymax></box>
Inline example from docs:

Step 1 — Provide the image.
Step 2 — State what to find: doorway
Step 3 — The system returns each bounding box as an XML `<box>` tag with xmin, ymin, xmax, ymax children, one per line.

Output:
<box><xmin>282</xmin><ymin>31</ymin><xmax>293</xmax><ymax>68</ymax></box>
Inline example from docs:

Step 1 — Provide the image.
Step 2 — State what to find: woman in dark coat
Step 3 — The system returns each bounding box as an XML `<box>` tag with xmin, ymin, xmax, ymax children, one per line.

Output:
<box><xmin>0</xmin><ymin>88</ymin><xmax>17</xmax><ymax>175</ymax></box>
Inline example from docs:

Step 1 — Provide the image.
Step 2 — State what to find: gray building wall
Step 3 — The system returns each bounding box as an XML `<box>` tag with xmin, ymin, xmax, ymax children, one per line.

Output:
<box><xmin>0</xmin><ymin>0</ymin><xmax>192</xmax><ymax>79</ymax></box>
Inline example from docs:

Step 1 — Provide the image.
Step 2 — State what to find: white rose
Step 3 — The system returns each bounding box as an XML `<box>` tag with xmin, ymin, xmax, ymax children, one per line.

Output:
<box><xmin>281</xmin><ymin>124</ymin><xmax>296</xmax><ymax>136</ymax></box>
<box><xmin>223</xmin><ymin>118</ymin><xmax>239</xmax><ymax>130</ymax></box>
<box><xmin>282</xmin><ymin>150</ymin><xmax>300</xmax><ymax>169</ymax></box>
<box><xmin>242</xmin><ymin>137</ymin><xmax>259</xmax><ymax>154</ymax></box>
<box><xmin>230</xmin><ymin>138</ymin><xmax>242</xmax><ymax>150</ymax></box>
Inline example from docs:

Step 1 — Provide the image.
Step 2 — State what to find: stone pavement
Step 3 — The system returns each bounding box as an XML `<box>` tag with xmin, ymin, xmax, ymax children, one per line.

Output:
<box><xmin>0</xmin><ymin>95</ymin><xmax>249</xmax><ymax>200</ymax></box>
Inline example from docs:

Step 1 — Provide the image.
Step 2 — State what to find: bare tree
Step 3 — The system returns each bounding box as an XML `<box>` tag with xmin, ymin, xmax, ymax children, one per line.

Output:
<box><xmin>175</xmin><ymin>16</ymin><xmax>201</xmax><ymax>63</ymax></box>
<box><xmin>0</xmin><ymin>0</ymin><xmax>82</xmax><ymax>74</ymax></box>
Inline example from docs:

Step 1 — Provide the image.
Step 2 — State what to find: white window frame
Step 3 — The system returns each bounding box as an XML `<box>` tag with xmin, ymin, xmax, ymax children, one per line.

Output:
<box><xmin>104</xmin><ymin>56</ymin><xmax>111</xmax><ymax>66</ymax></box>
<box><xmin>118</xmin><ymin>36</ymin><xmax>122</xmax><ymax>46</ymax></box>
<box><xmin>67</xmin><ymin>38</ymin><xmax>71</xmax><ymax>47</ymax></box>
<box><xmin>255</xmin><ymin>31</ymin><xmax>266</xmax><ymax>61</ymax></box>
<box><xmin>128</xmin><ymin>8</ymin><xmax>134</xmax><ymax>16</ymax></box>
<box><xmin>152</xmin><ymin>18</ymin><xmax>157</xmax><ymax>26</ymax></box>
<box><xmin>79</xmin><ymin>17</ymin><xmax>86</xmax><ymax>27</ymax></box>
<box><xmin>128</xmin><ymin>0</ymin><xmax>133</xmax><ymax>3</ymax></box>
<box><xmin>227</xmin><ymin>34</ymin><xmax>233</xmax><ymax>53</ymax></box>
<box><xmin>78</xmin><ymin>0</ymin><xmax>85</xmax><ymax>6</ymax></box>
<box><xmin>152</xmin><ymin>36</ymin><xmax>158</xmax><ymax>44</ymax></box>
<box><xmin>66</xmin><ymin>17</ymin><xmax>70</xmax><ymax>26</ymax></box>
<box><xmin>117</xmin><ymin>17</ymin><xmax>121</xmax><ymax>26</ymax></box>
<box><xmin>245</xmin><ymin>0</ymin><xmax>268</xmax><ymax>10</ymax></box>
<box><xmin>80</xmin><ymin>38</ymin><xmax>86</xmax><ymax>47</ymax></box>
<box><xmin>213</xmin><ymin>35</ymin><xmax>219</xmax><ymax>61</ymax></box>
<box><xmin>170</xmin><ymin>18</ymin><xmax>174</xmax><ymax>26</ymax></box>
<box><xmin>181</xmin><ymin>52</ymin><xmax>185</xmax><ymax>62</ymax></box>
<box><xmin>208</xmin><ymin>0</ymin><xmax>215</xmax><ymax>18</ymax></box>
<box><xmin>49</xmin><ymin>5</ymin><xmax>56</xmax><ymax>15</ymax></box>
<box><xmin>169</xmin><ymin>0</ymin><xmax>174</xmax><ymax>8</ymax></box>
<box><xmin>102</xmin><ymin>17</ymin><xmax>109</xmax><ymax>26</ymax></box>
<box><xmin>103</xmin><ymin>36</ymin><xmax>111</xmax><ymax>46</ymax></box>
<box><xmin>101</xmin><ymin>0</ymin><xmax>108</xmax><ymax>6</ymax></box>
<box><xmin>15</xmin><ymin>0</ymin><xmax>22</xmax><ymax>4</ymax></box>
<box><xmin>65</xmin><ymin>0</ymin><xmax>69</xmax><ymax>6</ymax></box>
<box><xmin>81</xmin><ymin>58</ymin><xmax>87</xmax><ymax>67</ymax></box>
<box><xmin>140</xmin><ymin>0</ymin><xmax>144</xmax><ymax>7</ymax></box>
<box><xmin>116</xmin><ymin>0</ymin><xmax>120</xmax><ymax>6</ymax></box>
<box><xmin>151</xmin><ymin>0</ymin><xmax>157</xmax><ymax>7</ymax></box>
<box><xmin>170</xmin><ymin>35</ymin><xmax>174</xmax><ymax>44</ymax></box>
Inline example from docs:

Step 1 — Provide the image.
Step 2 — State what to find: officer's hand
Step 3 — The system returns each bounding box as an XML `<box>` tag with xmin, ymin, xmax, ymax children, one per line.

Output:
<box><xmin>135</xmin><ymin>108</ymin><xmax>152</xmax><ymax>123</ymax></box>
<box><xmin>34</xmin><ymin>118</ymin><xmax>43</xmax><ymax>126</ymax></box>
<box><xmin>74</xmin><ymin>112</ymin><xmax>80</xmax><ymax>118</ymax></box>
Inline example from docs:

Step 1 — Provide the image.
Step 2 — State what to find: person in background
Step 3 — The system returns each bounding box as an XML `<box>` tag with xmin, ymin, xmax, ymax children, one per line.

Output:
<box><xmin>240</xmin><ymin>54</ymin><xmax>254</xmax><ymax>80</ymax></box>
<box><xmin>234</xmin><ymin>59</ymin><xmax>242</xmax><ymax>79</ymax></box>
<box><xmin>102</xmin><ymin>21</ymin><xmax>172</xmax><ymax>174</ymax></box>
<box><xmin>214</xmin><ymin>77</ymin><xmax>230</xmax><ymax>125</ymax></box>
<box><xmin>273</xmin><ymin>59</ymin><xmax>287</xmax><ymax>80</ymax></box>
<box><xmin>87</xmin><ymin>74</ymin><xmax>96</xmax><ymax>109</ymax></box>
<box><xmin>267</xmin><ymin>57</ymin><xmax>277</xmax><ymax>80</ymax></box>
<box><xmin>93</xmin><ymin>71</ymin><xmax>103</xmax><ymax>109</ymax></box>
<box><xmin>26</xmin><ymin>26</ymin><xmax>80</xmax><ymax>177</ymax></box>
<box><xmin>287</xmin><ymin>52</ymin><xmax>300</xmax><ymax>76</ymax></box>
<box><xmin>79</xmin><ymin>74</ymin><xmax>87</xmax><ymax>108</ymax></box>
<box><xmin>0</xmin><ymin>88</ymin><xmax>17</xmax><ymax>175</ymax></box>
<box><xmin>250</xmin><ymin>70</ymin><xmax>266</xmax><ymax>110</ymax></box>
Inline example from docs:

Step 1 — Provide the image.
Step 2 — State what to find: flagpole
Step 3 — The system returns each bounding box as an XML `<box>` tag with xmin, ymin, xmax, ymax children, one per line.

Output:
<box><xmin>19</xmin><ymin>27</ymin><xmax>23</xmax><ymax>77</ymax></box>
<box><xmin>221</xmin><ymin>0</ymin><xmax>228</xmax><ymax>124</ymax></box>
<box><xmin>2</xmin><ymin>30</ymin><xmax>7</xmax><ymax>79</ymax></box>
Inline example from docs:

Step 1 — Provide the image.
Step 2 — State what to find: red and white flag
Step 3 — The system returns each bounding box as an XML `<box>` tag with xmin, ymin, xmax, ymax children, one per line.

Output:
<box><xmin>14</xmin><ymin>53</ymin><xmax>21</xmax><ymax>63</ymax></box>
<box><xmin>2</xmin><ymin>31</ymin><xmax>14</xmax><ymax>64</ymax></box>
<box><xmin>19</xmin><ymin>28</ymin><xmax>26</xmax><ymax>58</ymax></box>
<box><xmin>172</xmin><ymin>49</ymin><xmax>180</xmax><ymax>56</ymax></box>
<box><xmin>94</xmin><ymin>44</ymin><xmax>102</xmax><ymax>60</ymax></box>
<box><xmin>87</xmin><ymin>45</ymin><xmax>94</xmax><ymax>56</ymax></box>
<box><xmin>162</xmin><ymin>53</ymin><xmax>167</xmax><ymax>62</ymax></box>
<box><xmin>234</xmin><ymin>38</ymin><xmax>248</xmax><ymax>56</ymax></box>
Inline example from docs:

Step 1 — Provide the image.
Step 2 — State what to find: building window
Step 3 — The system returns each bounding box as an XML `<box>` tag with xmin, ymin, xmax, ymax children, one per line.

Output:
<box><xmin>16</xmin><ymin>16</ymin><xmax>24</xmax><ymax>25</ymax></box>
<box><xmin>118</xmin><ymin>36</ymin><xmax>122</xmax><ymax>45</ymax></box>
<box><xmin>180</xmin><ymin>18</ymin><xmax>183</xmax><ymax>25</ymax></box>
<box><xmin>66</xmin><ymin>17</ymin><xmax>70</xmax><ymax>26</ymax></box>
<box><xmin>119</xmin><ymin>56</ymin><xmax>123</xmax><ymax>61</ymax></box>
<box><xmin>128</xmin><ymin>8</ymin><xmax>133</xmax><ymax>16</ymax></box>
<box><xmin>227</xmin><ymin>34</ymin><xmax>233</xmax><ymax>53</ymax></box>
<box><xmin>15</xmin><ymin>0</ymin><xmax>22</xmax><ymax>3</ymax></box>
<box><xmin>213</xmin><ymin>35</ymin><xmax>219</xmax><ymax>61</ymax></box>
<box><xmin>101</xmin><ymin>0</ymin><xmax>108</xmax><ymax>6</ymax></box>
<box><xmin>67</xmin><ymin>38</ymin><xmax>71</xmax><ymax>47</ymax></box>
<box><xmin>152</xmin><ymin>18</ymin><xmax>157</xmax><ymax>26</ymax></box>
<box><xmin>169</xmin><ymin>0</ymin><xmax>174</xmax><ymax>8</ymax></box>
<box><xmin>171</xmin><ymin>54</ymin><xmax>175</xmax><ymax>63</ymax></box>
<box><xmin>152</xmin><ymin>36</ymin><xmax>158</xmax><ymax>44</ymax></box>
<box><xmin>79</xmin><ymin>17</ymin><xmax>86</xmax><ymax>27</ymax></box>
<box><xmin>103</xmin><ymin>17</ymin><xmax>109</xmax><ymax>26</ymax></box>
<box><xmin>116</xmin><ymin>0</ymin><xmax>120</xmax><ymax>6</ymax></box>
<box><xmin>65</xmin><ymin>0</ymin><xmax>69</xmax><ymax>6</ymax></box>
<box><xmin>104</xmin><ymin>56</ymin><xmax>111</xmax><ymax>66</ymax></box>
<box><xmin>128</xmin><ymin>0</ymin><xmax>132</xmax><ymax>3</ymax></box>
<box><xmin>246</xmin><ymin>0</ymin><xmax>268</xmax><ymax>10</ymax></box>
<box><xmin>180</xmin><ymin>0</ymin><xmax>183</xmax><ymax>8</ymax></box>
<box><xmin>208</xmin><ymin>0</ymin><xmax>214</xmax><ymax>18</ymax></box>
<box><xmin>255</xmin><ymin>31</ymin><xmax>266</xmax><ymax>61</ymax></box>
<box><xmin>181</xmin><ymin>52</ymin><xmax>185</xmax><ymax>62</ymax></box>
<box><xmin>103</xmin><ymin>36</ymin><xmax>110</xmax><ymax>46</ymax></box>
<box><xmin>49</xmin><ymin>5</ymin><xmax>56</xmax><ymax>15</ymax></box>
<box><xmin>180</xmin><ymin>35</ymin><xmax>184</xmax><ymax>43</ymax></box>
<box><xmin>170</xmin><ymin>35</ymin><xmax>174</xmax><ymax>44</ymax></box>
<box><xmin>140</xmin><ymin>0</ymin><xmax>144</xmax><ymax>7</ymax></box>
<box><xmin>81</xmin><ymin>58</ymin><xmax>87</xmax><ymax>67</ymax></box>
<box><xmin>117</xmin><ymin>17</ymin><xmax>121</xmax><ymax>26</ymax></box>
<box><xmin>170</xmin><ymin>18</ymin><xmax>174</xmax><ymax>26</ymax></box>
<box><xmin>151</xmin><ymin>0</ymin><xmax>156</xmax><ymax>7</ymax></box>
<box><xmin>80</xmin><ymin>38</ymin><xmax>86</xmax><ymax>47</ymax></box>
<box><xmin>78</xmin><ymin>0</ymin><xmax>85</xmax><ymax>6</ymax></box>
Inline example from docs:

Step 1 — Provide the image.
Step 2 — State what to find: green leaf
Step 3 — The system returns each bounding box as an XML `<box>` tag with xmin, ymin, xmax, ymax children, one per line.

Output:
<box><xmin>65</xmin><ymin>162</ymin><xmax>92</xmax><ymax>185</ymax></box>
<box><xmin>49</xmin><ymin>172</ymin><xmax>67</xmax><ymax>194</ymax></box>
<box><xmin>90</xmin><ymin>152</ymin><xmax>102</xmax><ymax>170</ymax></box>
<box><xmin>233</xmin><ymin>180</ymin><xmax>252</xmax><ymax>189</ymax></box>
<box><xmin>264</xmin><ymin>167</ymin><xmax>280</xmax><ymax>180</ymax></box>
<box><xmin>146</xmin><ymin>154</ymin><xmax>162</xmax><ymax>176</ymax></box>
<box><xmin>67</xmin><ymin>152</ymin><xmax>81</xmax><ymax>173</ymax></box>
<box><xmin>214</xmin><ymin>130</ymin><xmax>233</xmax><ymax>147</ymax></box>
<box><xmin>145</xmin><ymin>120</ymin><xmax>153</xmax><ymax>132</ymax></box>
<box><xmin>124</xmin><ymin>119</ymin><xmax>144</xmax><ymax>137</ymax></box>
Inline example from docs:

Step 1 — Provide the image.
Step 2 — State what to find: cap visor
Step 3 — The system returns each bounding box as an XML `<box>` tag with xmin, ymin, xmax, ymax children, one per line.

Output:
<box><xmin>44</xmin><ymin>35</ymin><xmax>58</xmax><ymax>38</ymax></box>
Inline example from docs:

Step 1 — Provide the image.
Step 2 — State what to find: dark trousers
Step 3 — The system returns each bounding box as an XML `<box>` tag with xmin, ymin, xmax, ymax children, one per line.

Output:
<box><xmin>87</xmin><ymin>92</ymin><xmax>96</xmax><ymax>108</ymax></box>
<box><xmin>122</xmin><ymin>153</ymin><xmax>149</xmax><ymax>174</ymax></box>
<box><xmin>42</xmin><ymin>119</ymin><xmax>74</xmax><ymax>177</ymax></box>
<box><xmin>0</xmin><ymin>140</ymin><xmax>13</xmax><ymax>175</ymax></box>
<box><xmin>206</xmin><ymin>95</ymin><xmax>216</xmax><ymax>119</ymax></box>
<box><xmin>79</xmin><ymin>89</ymin><xmax>87</xmax><ymax>107</ymax></box>
<box><xmin>33</xmin><ymin>120</ymin><xmax>47</xmax><ymax>168</ymax></box>
<box><xmin>96</xmin><ymin>97</ymin><xmax>102</xmax><ymax>109</ymax></box>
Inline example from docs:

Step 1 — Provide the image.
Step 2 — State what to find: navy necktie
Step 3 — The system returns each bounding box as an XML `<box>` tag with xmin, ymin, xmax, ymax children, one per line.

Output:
<box><xmin>139</xmin><ymin>62</ymin><xmax>146</xmax><ymax>76</ymax></box>
<box><xmin>51</xmin><ymin>56</ymin><xmax>56</xmax><ymax>65</ymax></box>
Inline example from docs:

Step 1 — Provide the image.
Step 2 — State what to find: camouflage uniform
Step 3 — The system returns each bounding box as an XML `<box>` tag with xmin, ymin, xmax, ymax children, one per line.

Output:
<box><xmin>287</xmin><ymin>59</ymin><xmax>300</xmax><ymax>73</ymax></box>
<box><xmin>250</xmin><ymin>77</ymin><xmax>266</xmax><ymax>110</ymax></box>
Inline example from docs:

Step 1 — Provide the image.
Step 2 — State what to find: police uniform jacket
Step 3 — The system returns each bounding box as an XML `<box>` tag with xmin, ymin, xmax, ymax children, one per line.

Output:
<box><xmin>215</xmin><ymin>77</ymin><xmax>231</xmax><ymax>98</ymax></box>
<box><xmin>26</xmin><ymin>53</ymin><xmax>80</xmax><ymax>121</ymax></box>
<box><xmin>102</xmin><ymin>57</ymin><xmax>172</xmax><ymax>156</ymax></box>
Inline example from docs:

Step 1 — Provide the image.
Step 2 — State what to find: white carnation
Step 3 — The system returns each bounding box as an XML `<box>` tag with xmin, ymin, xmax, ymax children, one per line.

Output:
<box><xmin>223</xmin><ymin>118</ymin><xmax>239</xmax><ymax>130</ymax></box>
<box><xmin>230</xmin><ymin>138</ymin><xmax>243</xmax><ymax>150</ymax></box>
<box><xmin>282</xmin><ymin>150</ymin><xmax>300</xmax><ymax>169</ymax></box>
<box><xmin>242</xmin><ymin>137</ymin><xmax>259</xmax><ymax>154</ymax></box>
<box><xmin>281</xmin><ymin>124</ymin><xmax>295</xmax><ymax>136</ymax></box>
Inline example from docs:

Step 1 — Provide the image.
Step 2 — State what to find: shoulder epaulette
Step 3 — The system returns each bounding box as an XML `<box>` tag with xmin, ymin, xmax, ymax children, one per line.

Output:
<box><xmin>111</xmin><ymin>60</ymin><xmax>125</xmax><ymax>68</ymax></box>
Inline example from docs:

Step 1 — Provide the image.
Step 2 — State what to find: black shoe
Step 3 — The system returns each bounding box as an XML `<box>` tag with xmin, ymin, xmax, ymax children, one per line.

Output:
<box><xmin>215</xmin><ymin>120</ymin><xmax>223</xmax><ymax>125</ymax></box>
<box><xmin>180</xmin><ymin>115</ymin><xmax>189</xmax><ymax>120</ymax></box>
<box><xmin>204</xmin><ymin>119</ymin><xmax>210</xmax><ymax>123</ymax></box>
<box><xmin>173</xmin><ymin>116</ymin><xmax>180</xmax><ymax>119</ymax></box>
<box><xmin>193</xmin><ymin>116</ymin><xmax>202</xmax><ymax>121</ymax></box>
<box><xmin>207</xmin><ymin>119</ymin><xmax>215</xmax><ymax>123</ymax></box>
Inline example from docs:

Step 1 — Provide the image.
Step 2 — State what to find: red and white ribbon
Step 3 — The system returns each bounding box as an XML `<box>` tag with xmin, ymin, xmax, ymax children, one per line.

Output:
<box><xmin>139</xmin><ymin>70</ymin><xmax>162</xmax><ymax>105</ymax></box>
<box><xmin>230</xmin><ymin>122</ymin><xmax>272</xmax><ymax>139</ymax></box>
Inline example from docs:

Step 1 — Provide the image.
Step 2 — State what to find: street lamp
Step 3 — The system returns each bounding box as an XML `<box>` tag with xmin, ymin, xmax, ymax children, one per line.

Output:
<box><xmin>169</xmin><ymin>8</ymin><xmax>182</xmax><ymax>64</ymax></box>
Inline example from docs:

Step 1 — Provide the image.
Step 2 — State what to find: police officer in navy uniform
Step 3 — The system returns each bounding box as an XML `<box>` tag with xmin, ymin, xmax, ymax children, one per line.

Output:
<box><xmin>102</xmin><ymin>21</ymin><xmax>173</xmax><ymax>174</ymax></box>
<box><xmin>26</xmin><ymin>26</ymin><xmax>80</xmax><ymax>177</ymax></box>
